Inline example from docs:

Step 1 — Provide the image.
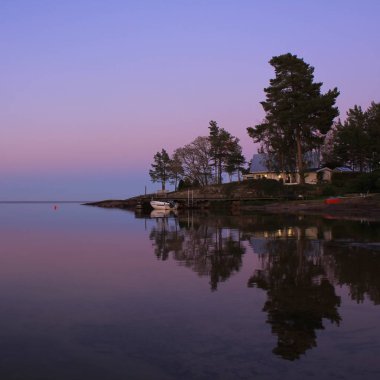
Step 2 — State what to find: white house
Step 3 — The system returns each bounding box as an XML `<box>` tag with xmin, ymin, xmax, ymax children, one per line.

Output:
<box><xmin>243</xmin><ymin>154</ymin><xmax>347</xmax><ymax>184</ymax></box>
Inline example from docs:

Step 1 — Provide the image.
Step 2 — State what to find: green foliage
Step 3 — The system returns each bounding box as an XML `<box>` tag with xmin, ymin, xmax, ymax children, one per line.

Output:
<box><xmin>328</xmin><ymin>171</ymin><xmax>380</xmax><ymax>193</ymax></box>
<box><xmin>281</xmin><ymin>184</ymin><xmax>319</xmax><ymax>199</ymax></box>
<box><xmin>366</xmin><ymin>102</ymin><xmax>380</xmax><ymax>171</ymax></box>
<box><xmin>224</xmin><ymin>137</ymin><xmax>245</xmax><ymax>181</ymax></box>
<box><xmin>248</xmin><ymin>53</ymin><xmax>339</xmax><ymax>183</ymax></box>
<box><xmin>168</xmin><ymin>152</ymin><xmax>184</xmax><ymax>190</ymax></box>
<box><xmin>253</xmin><ymin>178</ymin><xmax>283</xmax><ymax>194</ymax></box>
<box><xmin>177</xmin><ymin>179</ymin><xmax>188</xmax><ymax>191</ymax></box>
<box><xmin>241</xmin><ymin>160</ymin><xmax>252</xmax><ymax>175</ymax></box>
<box><xmin>348</xmin><ymin>170</ymin><xmax>380</xmax><ymax>193</ymax></box>
<box><xmin>150</xmin><ymin>120</ymin><xmax>245</xmax><ymax>191</ymax></box>
<box><xmin>177</xmin><ymin>178</ymin><xmax>197</xmax><ymax>191</ymax></box>
<box><xmin>192</xmin><ymin>179</ymin><xmax>201</xmax><ymax>188</ymax></box>
<box><xmin>331</xmin><ymin>172</ymin><xmax>360</xmax><ymax>188</ymax></box>
<box><xmin>149</xmin><ymin>149</ymin><xmax>171</xmax><ymax>190</ymax></box>
<box><xmin>209</xmin><ymin>120</ymin><xmax>226</xmax><ymax>184</ymax></box>
<box><xmin>321</xmin><ymin>185</ymin><xmax>338</xmax><ymax>197</ymax></box>
<box><xmin>333</xmin><ymin>102</ymin><xmax>380</xmax><ymax>172</ymax></box>
<box><xmin>333</xmin><ymin>106</ymin><xmax>368</xmax><ymax>172</ymax></box>
<box><xmin>208</xmin><ymin>121</ymin><xmax>245</xmax><ymax>183</ymax></box>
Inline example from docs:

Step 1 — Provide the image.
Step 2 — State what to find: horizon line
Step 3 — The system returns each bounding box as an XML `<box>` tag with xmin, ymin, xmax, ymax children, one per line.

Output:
<box><xmin>0</xmin><ymin>201</ymin><xmax>93</xmax><ymax>203</ymax></box>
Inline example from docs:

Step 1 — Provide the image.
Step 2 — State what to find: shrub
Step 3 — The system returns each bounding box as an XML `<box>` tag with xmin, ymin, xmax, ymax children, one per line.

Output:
<box><xmin>348</xmin><ymin>170</ymin><xmax>380</xmax><ymax>193</ymax></box>
<box><xmin>321</xmin><ymin>185</ymin><xmax>338</xmax><ymax>196</ymax></box>
<box><xmin>177</xmin><ymin>179</ymin><xmax>192</xmax><ymax>191</ymax></box>
<box><xmin>331</xmin><ymin>172</ymin><xmax>360</xmax><ymax>188</ymax></box>
<box><xmin>250</xmin><ymin>179</ymin><xmax>283</xmax><ymax>196</ymax></box>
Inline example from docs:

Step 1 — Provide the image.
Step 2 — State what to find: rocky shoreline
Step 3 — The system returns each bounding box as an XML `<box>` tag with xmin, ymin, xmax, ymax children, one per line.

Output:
<box><xmin>85</xmin><ymin>194</ymin><xmax>380</xmax><ymax>221</ymax></box>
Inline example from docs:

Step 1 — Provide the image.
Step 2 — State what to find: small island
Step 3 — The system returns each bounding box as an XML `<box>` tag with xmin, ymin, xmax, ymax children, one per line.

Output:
<box><xmin>87</xmin><ymin>53</ymin><xmax>380</xmax><ymax>222</ymax></box>
<box><xmin>86</xmin><ymin>179</ymin><xmax>380</xmax><ymax>222</ymax></box>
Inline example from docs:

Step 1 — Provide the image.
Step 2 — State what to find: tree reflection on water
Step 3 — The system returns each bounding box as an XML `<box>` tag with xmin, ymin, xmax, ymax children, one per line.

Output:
<box><xmin>248</xmin><ymin>238</ymin><xmax>341</xmax><ymax>360</ymax></box>
<box><xmin>324</xmin><ymin>242</ymin><xmax>380</xmax><ymax>305</ymax></box>
<box><xmin>146</xmin><ymin>211</ymin><xmax>380</xmax><ymax>360</ymax></box>
<box><xmin>149</xmin><ymin>212</ymin><xmax>245</xmax><ymax>290</ymax></box>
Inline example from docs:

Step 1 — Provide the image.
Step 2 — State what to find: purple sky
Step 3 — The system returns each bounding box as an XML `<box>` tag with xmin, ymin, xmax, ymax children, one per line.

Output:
<box><xmin>1</xmin><ymin>0</ymin><xmax>379</xmax><ymax>200</ymax></box>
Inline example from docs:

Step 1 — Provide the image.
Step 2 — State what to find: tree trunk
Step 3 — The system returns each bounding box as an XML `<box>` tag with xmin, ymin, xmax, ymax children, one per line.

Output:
<box><xmin>218</xmin><ymin>160</ymin><xmax>222</xmax><ymax>184</ymax></box>
<box><xmin>161</xmin><ymin>180</ymin><xmax>165</xmax><ymax>190</ymax></box>
<box><xmin>296</xmin><ymin>130</ymin><xmax>305</xmax><ymax>185</ymax></box>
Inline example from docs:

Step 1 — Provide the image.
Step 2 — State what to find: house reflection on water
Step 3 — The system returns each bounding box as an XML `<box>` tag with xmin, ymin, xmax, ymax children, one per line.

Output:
<box><xmin>146</xmin><ymin>211</ymin><xmax>380</xmax><ymax>360</ymax></box>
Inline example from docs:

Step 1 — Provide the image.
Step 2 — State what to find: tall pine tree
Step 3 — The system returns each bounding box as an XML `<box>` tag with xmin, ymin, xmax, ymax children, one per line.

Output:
<box><xmin>149</xmin><ymin>149</ymin><xmax>171</xmax><ymax>190</ymax></box>
<box><xmin>333</xmin><ymin>102</ymin><xmax>380</xmax><ymax>172</ymax></box>
<box><xmin>333</xmin><ymin>106</ymin><xmax>368</xmax><ymax>172</ymax></box>
<box><xmin>366</xmin><ymin>102</ymin><xmax>380</xmax><ymax>171</ymax></box>
<box><xmin>248</xmin><ymin>53</ymin><xmax>339</xmax><ymax>184</ymax></box>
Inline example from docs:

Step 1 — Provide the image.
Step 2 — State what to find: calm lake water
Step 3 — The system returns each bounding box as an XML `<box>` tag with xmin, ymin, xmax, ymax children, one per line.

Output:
<box><xmin>1</xmin><ymin>203</ymin><xmax>380</xmax><ymax>379</ymax></box>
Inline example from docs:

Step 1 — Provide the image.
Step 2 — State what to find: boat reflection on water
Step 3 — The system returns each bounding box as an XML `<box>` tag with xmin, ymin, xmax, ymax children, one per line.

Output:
<box><xmin>146</xmin><ymin>211</ymin><xmax>380</xmax><ymax>360</ymax></box>
<box><xmin>150</xmin><ymin>209</ymin><xmax>178</xmax><ymax>219</ymax></box>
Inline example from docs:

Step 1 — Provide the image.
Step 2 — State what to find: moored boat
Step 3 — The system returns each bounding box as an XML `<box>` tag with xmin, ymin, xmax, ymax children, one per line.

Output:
<box><xmin>150</xmin><ymin>200</ymin><xmax>178</xmax><ymax>210</ymax></box>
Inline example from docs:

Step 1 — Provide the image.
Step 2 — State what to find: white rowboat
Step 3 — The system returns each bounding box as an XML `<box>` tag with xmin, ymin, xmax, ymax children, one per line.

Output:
<box><xmin>150</xmin><ymin>200</ymin><xmax>178</xmax><ymax>210</ymax></box>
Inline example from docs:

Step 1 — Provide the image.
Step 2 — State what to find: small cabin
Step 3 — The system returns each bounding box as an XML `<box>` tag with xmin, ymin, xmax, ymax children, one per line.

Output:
<box><xmin>243</xmin><ymin>154</ymin><xmax>341</xmax><ymax>184</ymax></box>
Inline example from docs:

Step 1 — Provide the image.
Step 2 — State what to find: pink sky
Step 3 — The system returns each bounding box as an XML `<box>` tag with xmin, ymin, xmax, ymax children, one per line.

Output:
<box><xmin>1</xmin><ymin>0</ymin><xmax>379</xmax><ymax>200</ymax></box>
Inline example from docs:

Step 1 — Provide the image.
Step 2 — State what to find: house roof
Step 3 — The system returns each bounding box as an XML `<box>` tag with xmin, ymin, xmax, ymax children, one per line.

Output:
<box><xmin>250</xmin><ymin>154</ymin><xmax>269</xmax><ymax>173</ymax></box>
<box><xmin>333</xmin><ymin>166</ymin><xmax>352</xmax><ymax>172</ymax></box>
<box><xmin>317</xmin><ymin>167</ymin><xmax>333</xmax><ymax>173</ymax></box>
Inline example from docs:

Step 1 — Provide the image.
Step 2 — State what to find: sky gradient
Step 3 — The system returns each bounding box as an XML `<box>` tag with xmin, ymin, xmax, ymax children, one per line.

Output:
<box><xmin>1</xmin><ymin>0</ymin><xmax>379</xmax><ymax>200</ymax></box>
